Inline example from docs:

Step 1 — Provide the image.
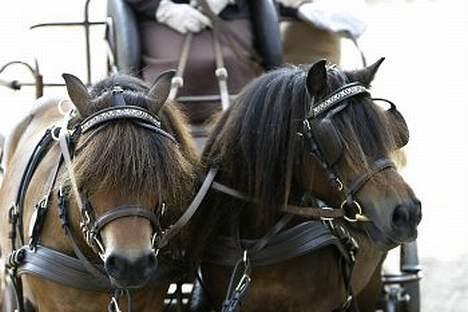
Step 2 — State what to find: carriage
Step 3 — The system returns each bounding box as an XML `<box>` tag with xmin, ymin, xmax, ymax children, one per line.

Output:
<box><xmin>0</xmin><ymin>0</ymin><xmax>422</xmax><ymax>311</ymax></box>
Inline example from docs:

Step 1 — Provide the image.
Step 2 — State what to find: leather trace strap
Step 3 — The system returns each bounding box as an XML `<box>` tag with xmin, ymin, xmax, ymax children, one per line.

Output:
<box><xmin>167</xmin><ymin>14</ymin><xmax>231</xmax><ymax>111</ymax></box>
<box><xmin>168</xmin><ymin>33</ymin><xmax>192</xmax><ymax>101</ymax></box>
<box><xmin>197</xmin><ymin>0</ymin><xmax>262</xmax><ymax>67</ymax></box>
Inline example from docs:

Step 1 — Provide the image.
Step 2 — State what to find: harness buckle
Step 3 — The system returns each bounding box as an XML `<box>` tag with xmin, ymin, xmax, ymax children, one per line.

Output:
<box><xmin>28</xmin><ymin>196</ymin><xmax>49</xmax><ymax>251</ymax></box>
<box><xmin>335</xmin><ymin>177</ymin><xmax>344</xmax><ymax>191</ymax></box>
<box><xmin>151</xmin><ymin>231</ymin><xmax>162</xmax><ymax>256</ymax></box>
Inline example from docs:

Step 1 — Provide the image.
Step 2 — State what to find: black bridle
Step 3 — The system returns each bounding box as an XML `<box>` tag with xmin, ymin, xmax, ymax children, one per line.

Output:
<box><xmin>207</xmin><ymin>81</ymin><xmax>409</xmax><ymax>312</ymax></box>
<box><xmin>56</xmin><ymin>88</ymin><xmax>174</xmax><ymax>261</ymax></box>
<box><xmin>5</xmin><ymin>87</ymin><xmax>198</xmax><ymax>312</ymax></box>
<box><xmin>300</xmin><ymin>82</ymin><xmax>401</xmax><ymax>223</ymax></box>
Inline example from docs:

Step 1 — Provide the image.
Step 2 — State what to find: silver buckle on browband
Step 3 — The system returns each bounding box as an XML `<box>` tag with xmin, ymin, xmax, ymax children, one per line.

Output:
<box><xmin>80</xmin><ymin>107</ymin><xmax>161</xmax><ymax>133</ymax></box>
<box><xmin>311</xmin><ymin>84</ymin><xmax>369</xmax><ymax>118</ymax></box>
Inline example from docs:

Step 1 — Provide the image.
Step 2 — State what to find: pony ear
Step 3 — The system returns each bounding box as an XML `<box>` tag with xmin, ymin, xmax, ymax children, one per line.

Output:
<box><xmin>351</xmin><ymin>57</ymin><xmax>385</xmax><ymax>87</ymax></box>
<box><xmin>62</xmin><ymin>73</ymin><xmax>92</xmax><ymax>117</ymax></box>
<box><xmin>147</xmin><ymin>70</ymin><xmax>176</xmax><ymax>114</ymax></box>
<box><xmin>306</xmin><ymin>59</ymin><xmax>328</xmax><ymax>96</ymax></box>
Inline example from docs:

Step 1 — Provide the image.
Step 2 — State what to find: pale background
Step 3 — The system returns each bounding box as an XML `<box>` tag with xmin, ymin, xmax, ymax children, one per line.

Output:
<box><xmin>0</xmin><ymin>0</ymin><xmax>467</xmax><ymax>310</ymax></box>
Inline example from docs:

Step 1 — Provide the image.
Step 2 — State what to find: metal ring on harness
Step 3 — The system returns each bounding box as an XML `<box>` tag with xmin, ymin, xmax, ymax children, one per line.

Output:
<box><xmin>341</xmin><ymin>200</ymin><xmax>369</xmax><ymax>223</ymax></box>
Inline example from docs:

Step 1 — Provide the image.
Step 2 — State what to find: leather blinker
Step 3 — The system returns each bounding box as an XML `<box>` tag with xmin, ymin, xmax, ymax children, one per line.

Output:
<box><xmin>310</xmin><ymin>118</ymin><xmax>343</xmax><ymax>166</ymax></box>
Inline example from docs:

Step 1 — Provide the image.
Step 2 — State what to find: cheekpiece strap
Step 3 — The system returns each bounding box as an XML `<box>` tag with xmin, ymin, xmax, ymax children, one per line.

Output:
<box><xmin>309</xmin><ymin>82</ymin><xmax>369</xmax><ymax>119</ymax></box>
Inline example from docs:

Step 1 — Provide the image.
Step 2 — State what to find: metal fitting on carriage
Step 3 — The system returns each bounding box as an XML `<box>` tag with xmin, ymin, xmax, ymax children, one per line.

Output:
<box><xmin>171</xmin><ymin>76</ymin><xmax>184</xmax><ymax>88</ymax></box>
<box><xmin>215</xmin><ymin>67</ymin><xmax>228</xmax><ymax>80</ymax></box>
<box><xmin>7</xmin><ymin>248</ymin><xmax>26</xmax><ymax>268</ymax></box>
<box><xmin>8</xmin><ymin>203</ymin><xmax>19</xmax><ymax>225</ymax></box>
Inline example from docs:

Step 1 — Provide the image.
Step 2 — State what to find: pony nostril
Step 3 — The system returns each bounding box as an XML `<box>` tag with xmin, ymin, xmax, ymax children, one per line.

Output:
<box><xmin>142</xmin><ymin>253</ymin><xmax>158</xmax><ymax>277</ymax></box>
<box><xmin>105</xmin><ymin>254</ymin><xmax>127</xmax><ymax>279</ymax></box>
<box><xmin>392</xmin><ymin>205</ymin><xmax>409</xmax><ymax>228</ymax></box>
<box><xmin>146</xmin><ymin>253</ymin><xmax>157</xmax><ymax>267</ymax></box>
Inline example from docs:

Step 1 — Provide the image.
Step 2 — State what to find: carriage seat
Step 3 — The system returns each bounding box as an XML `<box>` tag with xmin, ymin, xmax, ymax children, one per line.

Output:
<box><xmin>106</xmin><ymin>0</ymin><xmax>282</xmax><ymax>124</ymax></box>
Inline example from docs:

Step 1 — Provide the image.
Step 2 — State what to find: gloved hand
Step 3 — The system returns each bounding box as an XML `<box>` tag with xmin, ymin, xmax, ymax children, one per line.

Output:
<box><xmin>203</xmin><ymin>0</ymin><xmax>233</xmax><ymax>15</ymax></box>
<box><xmin>156</xmin><ymin>0</ymin><xmax>212</xmax><ymax>34</ymax></box>
<box><xmin>296</xmin><ymin>0</ymin><xmax>367</xmax><ymax>38</ymax></box>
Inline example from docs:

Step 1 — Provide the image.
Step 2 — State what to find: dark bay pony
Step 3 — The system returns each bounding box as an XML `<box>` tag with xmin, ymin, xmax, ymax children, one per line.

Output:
<box><xmin>0</xmin><ymin>72</ymin><xmax>197</xmax><ymax>311</ymax></box>
<box><xmin>189</xmin><ymin>59</ymin><xmax>421</xmax><ymax>311</ymax></box>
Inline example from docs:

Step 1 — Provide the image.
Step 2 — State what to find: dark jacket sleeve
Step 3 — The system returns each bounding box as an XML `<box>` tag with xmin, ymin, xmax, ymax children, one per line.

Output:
<box><xmin>124</xmin><ymin>0</ymin><xmax>160</xmax><ymax>18</ymax></box>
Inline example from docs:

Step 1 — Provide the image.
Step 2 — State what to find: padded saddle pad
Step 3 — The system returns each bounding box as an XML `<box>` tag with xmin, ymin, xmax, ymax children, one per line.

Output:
<box><xmin>140</xmin><ymin>19</ymin><xmax>259</xmax><ymax>124</ymax></box>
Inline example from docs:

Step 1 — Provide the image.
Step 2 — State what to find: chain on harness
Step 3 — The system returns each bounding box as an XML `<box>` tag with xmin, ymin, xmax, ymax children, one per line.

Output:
<box><xmin>222</xmin><ymin>250</ymin><xmax>252</xmax><ymax>312</ymax></box>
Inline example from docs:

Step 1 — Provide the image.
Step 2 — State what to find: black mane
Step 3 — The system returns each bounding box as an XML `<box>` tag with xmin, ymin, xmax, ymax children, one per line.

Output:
<box><xmin>192</xmin><ymin>65</ymin><xmax>401</xmax><ymax>254</ymax></box>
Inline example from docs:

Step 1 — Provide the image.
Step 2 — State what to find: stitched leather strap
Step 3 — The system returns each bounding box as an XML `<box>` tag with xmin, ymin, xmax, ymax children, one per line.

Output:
<box><xmin>92</xmin><ymin>206</ymin><xmax>160</xmax><ymax>235</ymax></box>
<box><xmin>285</xmin><ymin>204</ymin><xmax>345</xmax><ymax>219</ymax></box>
<box><xmin>346</xmin><ymin>158</ymin><xmax>395</xmax><ymax>199</ymax></box>
<box><xmin>211</xmin><ymin>180</ymin><xmax>346</xmax><ymax>220</ymax></box>
<box><xmin>205</xmin><ymin>221</ymin><xmax>342</xmax><ymax>267</ymax></box>
<box><xmin>14</xmin><ymin>245</ymin><xmax>185</xmax><ymax>291</ymax></box>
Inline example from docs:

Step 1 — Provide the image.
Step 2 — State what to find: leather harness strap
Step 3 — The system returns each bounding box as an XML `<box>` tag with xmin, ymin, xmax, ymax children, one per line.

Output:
<box><xmin>91</xmin><ymin>206</ymin><xmax>161</xmax><ymax>235</ymax></box>
<box><xmin>168</xmin><ymin>33</ymin><xmax>193</xmax><ymax>101</ymax></box>
<box><xmin>206</xmin><ymin>220</ymin><xmax>345</xmax><ymax>267</ymax></box>
<box><xmin>14</xmin><ymin>245</ymin><xmax>186</xmax><ymax>292</ymax></box>
<box><xmin>285</xmin><ymin>203</ymin><xmax>345</xmax><ymax>219</ymax></box>
<box><xmin>211</xmin><ymin>178</ymin><xmax>348</xmax><ymax>220</ymax></box>
<box><xmin>158</xmin><ymin>167</ymin><xmax>218</xmax><ymax>248</ymax></box>
<box><xmin>345</xmin><ymin>158</ymin><xmax>395</xmax><ymax>201</ymax></box>
<box><xmin>197</xmin><ymin>0</ymin><xmax>262</xmax><ymax>68</ymax></box>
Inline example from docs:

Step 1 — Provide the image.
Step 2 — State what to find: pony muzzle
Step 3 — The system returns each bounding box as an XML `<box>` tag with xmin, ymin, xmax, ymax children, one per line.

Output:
<box><xmin>104</xmin><ymin>251</ymin><xmax>158</xmax><ymax>289</ymax></box>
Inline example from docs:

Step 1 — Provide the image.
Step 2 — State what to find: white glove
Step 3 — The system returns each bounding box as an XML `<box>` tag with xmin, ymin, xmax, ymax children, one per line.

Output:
<box><xmin>156</xmin><ymin>0</ymin><xmax>212</xmax><ymax>34</ymax></box>
<box><xmin>203</xmin><ymin>0</ymin><xmax>233</xmax><ymax>15</ymax></box>
<box><xmin>297</xmin><ymin>0</ymin><xmax>368</xmax><ymax>38</ymax></box>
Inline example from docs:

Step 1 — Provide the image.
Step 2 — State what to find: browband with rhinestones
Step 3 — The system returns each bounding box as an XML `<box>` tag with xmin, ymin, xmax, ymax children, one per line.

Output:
<box><xmin>80</xmin><ymin>106</ymin><xmax>161</xmax><ymax>133</ymax></box>
<box><xmin>309</xmin><ymin>83</ymin><xmax>369</xmax><ymax>118</ymax></box>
